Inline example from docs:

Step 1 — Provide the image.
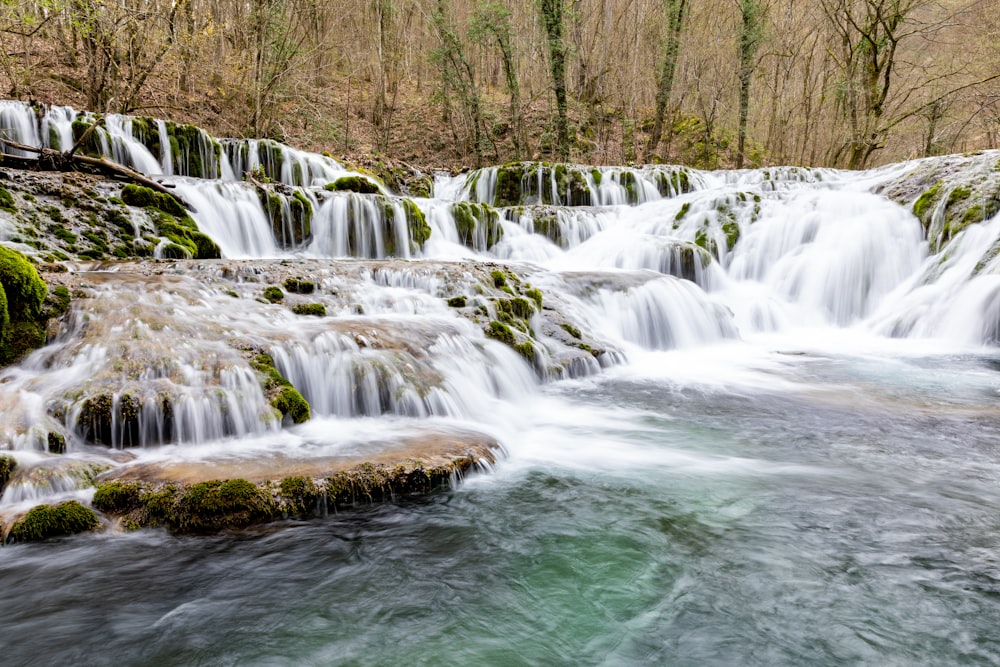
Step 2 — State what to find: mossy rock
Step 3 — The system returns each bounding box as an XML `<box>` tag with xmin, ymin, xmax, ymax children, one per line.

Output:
<box><xmin>121</xmin><ymin>184</ymin><xmax>187</xmax><ymax>217</ymax></box>
<box><xmin>283</xmin><ymin>277</ymin><xmax>315</xmax><ymax>294</ymax></box>
<box><xmin>7</xmin><ymin>500</ymin><xmax>99</xmax><ymax>542</ymax></box>
<box><xmin>0</xmin><ymin>186</ymin><xmax>15</xmax><ymax>213</ymax></box>
<box><xmin>77</xmin><ymin>392</ymin><xmax>143</xmax><ymax>446</ymax></box>
<box><xmin>325</xmin><ymin>175</ymin><xmax>382</xmax><ymax>194</ymax></box>
<box><xmin>0</xmin><ymin>246</ymin><xmax>47</xmax><ymax>321</ymax></box>
<box><xmin>0</xmin><ymin>454</ymin><xmax>15</xmax><ymax>494</ymax></box>
<box><xmin>451</xmin><ymin>202</ymin><xmax>503</xmax><ymax>250</ymax></box>
<box><xmin>176</xmin><ymin>479</ymin><xmax>279</xmax><ymax>531</ymax></box>
<box><xmin>291</xmin><ymin>302</ymin><xmax>326</xmax><ymax>317</ymax></box>
<box><xmin>0</xmin><ymin>246</ymin><xmax>48</xmax><ymax>364</ymax></box>
<box><xmin>272</xmin><ymin>385</ymin><xmax>311</xmax><ymax>423</ymax></box>
<box><xmin>263</xmin><ymin>286</ymin><xmax>284</xmax><ymax>302</ymax></box>
<box><xmin>93</xmin><ymin>481</ymin><xmax>143</xmax><ymax>514</ymax></box>
<box><xmin>250</xmin><ymin>353</ymin><xmax>310</xmax><ymax>424</ymax></box>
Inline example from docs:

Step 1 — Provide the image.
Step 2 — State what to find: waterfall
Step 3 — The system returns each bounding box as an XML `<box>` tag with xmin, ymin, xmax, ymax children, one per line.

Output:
<box><xmin>4</xmin><ymin>97</ymin><xmax>1000</xmax><ymax>462</ymax></box>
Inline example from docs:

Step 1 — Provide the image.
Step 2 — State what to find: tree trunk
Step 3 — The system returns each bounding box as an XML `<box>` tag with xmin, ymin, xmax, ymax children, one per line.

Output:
<box><xmin>646</xmin><ymin>0</ymin><xmax>687</xmax><ymax>159</ymax></box>
<box><xmin>539</xmin><ymin>0</ymin><xmax>571</xmax><ymax>161</ymax></box>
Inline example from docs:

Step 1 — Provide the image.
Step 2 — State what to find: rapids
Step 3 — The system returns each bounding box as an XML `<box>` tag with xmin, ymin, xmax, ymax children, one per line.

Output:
<box><xmin>2</xmin><ymin>101</ymin><xmax>1000</xmax><ymax>664</ymax></box>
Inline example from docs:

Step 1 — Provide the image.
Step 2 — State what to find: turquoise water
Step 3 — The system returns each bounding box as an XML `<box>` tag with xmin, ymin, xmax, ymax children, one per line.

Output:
<box><xmin>3</xmin><ymin>349</ymin><xmax>1000</xmax><ymax>666</ymax></box>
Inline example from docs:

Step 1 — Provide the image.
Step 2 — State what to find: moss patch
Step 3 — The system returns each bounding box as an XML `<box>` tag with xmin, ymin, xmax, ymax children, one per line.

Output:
<box><xmin>0</xmin><ymin>246</ymin><xmax>49</xmax><ymax>364</ymax></box>
<box><xmin>325</xmin><ymin>175</ymin><xmax>381</xmax><ymax>194</ymax></box>
<box><xmin>291</xmin><ymin>302</ymin><xmax>326</xmax><ymax>317</ymax></box>
<box><xmin>250</xmin><ymin>353</ymin><xmax>310</xmax><ymax>424</ymax></box>
<box><xmin>0</xmin><ymin>454</ymin><xmax>15</xmax><ymax>495</ymax></box>
<box><xmin>8</xmin><ymin>500</ymin><xmax>99</xmax><ymax>542</ymax></box>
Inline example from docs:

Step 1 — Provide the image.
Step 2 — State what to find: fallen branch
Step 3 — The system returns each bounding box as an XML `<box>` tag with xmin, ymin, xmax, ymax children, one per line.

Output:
<box><xmin>0</xmin><ymin>137</ymin><xmax>196</xmax><ymax>213</ymax></box>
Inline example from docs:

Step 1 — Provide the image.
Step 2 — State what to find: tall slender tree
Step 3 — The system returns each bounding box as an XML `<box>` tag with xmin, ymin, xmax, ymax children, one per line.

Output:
<box><xmin>539</xmin><ymin>0</ymin><xmax>571</xmax><ymax>160</ymax></box>
<box><xmin>736</xmin><ymin>0</ymin><xmax>766</xmax><ymax>168</ymax></box>
<box><xmin>646</xmin><ymin>0</ymin><xmax>687</xmax><ymax>158</ymax></box>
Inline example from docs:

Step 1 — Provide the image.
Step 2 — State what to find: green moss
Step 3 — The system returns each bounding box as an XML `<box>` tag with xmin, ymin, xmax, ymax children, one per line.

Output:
<box><xmin>0</xmin><ymin>247</ymin><xmax>49</xmax><ymax>321</ymax></box>
<box><xmin>250</xmin><ymin>353</ymin><xmax>310</xmax><ymax>424</ymax></box>
<box><xmin>525</xmin><ymin>288</ymin><xmax>543</xmax><ymax>310</ymax></box>
<box><xmin>291</xmin><ymin>302</ymin><xmax>326</xmax><ymax>316</ymax></box>
<box><xmin>674</xmin><ymin>202</ymin><xmax>691</xmax><ymax>222</ymax></box>
<box><xmin>71</xmin><ymin>119</ymin><xmax>102</xmax><ymax>156</ymax></box>
<box><xmin>486</xmin><ymin>320</ymin><xmax>516</xmax><ymax>345</ymax></box>
<box><xmin>176</xmin><ymin>478</ymin><xmax>278</xmax><ymax>531</ymax></box>
<box><xmin>531</xmin><ymin>211</ymin><xmax>563</xmax><ymax>246</ymax></box>
<box><xmin>0</xmin><ymin>454</ymin><xmax>15</xmax><ymax>494</ymax></box>
<box><xmin>0</xmin><ymin>186</ymin><xmax>15</xmax><ymax>213</ymax></box>
<box><xmin>47</xmin><ymin>431</ymin><xmax>66</xmax><ymax>454</ymax></box>
<box><xmin>272</xmin><ymin>385</ymin><xmax>311</xmax><ymax>424</ymax></box>
<box><xmin>121</xmin><ymin>184</ymin><xmax>186</xmax><ymax>217</ymax></box>
<box><xmin>8</xmin><ymin>500</ymin><xmax>99</xmax><ymax>542</ymax></box>
<box><xmin>0</xmin><ymin>283</ymin><xmax>7</xmax><ymax>347</ymax></box>
<box><xmin>451</xmin><ymin>202</ymin><xmax>503</xmax><ymax>250</ymax></box>
<box><xmin>560</xmin><ymin>323</ymin><xmax>582</xmax><ymax>339</ymax></box>
<box><xmin>494</xmin><ymin>165</ymin><xmax>524</xmax><ymax>207</ymax></box>
<box><xmin>491</xmin><ymin>270</ymin><xmax>507</xmax><ymax>288</ymax></box>
<box><xmin>283</xmin><ymin>278</ymin><xmax>315</xmax><ymax>294</ymax></box>
<box><xmin>325</xmin><ymin>175</ymin><xmax>381</xmax><ymax>194</ymax></box>
<box><xmin>913</xmin><ymin>182</ymin><xmax>941</xmax><ymax>227</ymax></box>
<box><xmin>947</xmin><ymin>185</ymin><xmax>972</xmax><ymax>206</ymax></box>
<box><xmin>403</xmin><ymin>198</ymin><xmax>431</xmax><ymax>249</ymax></box>
<box><xmin>447</xmin><ymin>295</ymin><xmax>467</xmax><ymax>308</ymax></box>
<box><xmin>278</xmin><ymin>476</ymin><xmax>321</xmax><ymax>515</ymax></box>
<box><xmin>93</xmin><ymin>481</ymin><xmax>142</xmax><ymax>514</ymax></box>
<box><xmin>263</xmin><ymin>286</ymin><xmax>284</xmax><ymax>302</ymax></box>
<box><xmin>514</xmin><ymin>341</ymin><xmax>536</xmax><ymax>360</ymax></box>
<box><xmin>619</xmin><ymin>171</ymin><xmax>638</xmax><ymax>203</ymax></box>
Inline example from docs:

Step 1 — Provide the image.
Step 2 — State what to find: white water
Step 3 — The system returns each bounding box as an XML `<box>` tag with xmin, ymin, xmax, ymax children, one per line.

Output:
<box><xmin>7</xmin><ymin>102</ymin><xmax>1000</xmax><ymax>664</ymax></box>
<box><xmin>2</xmin><ymin>99</ymin><xmax>1000</xmax><ymax>507</ymax></box>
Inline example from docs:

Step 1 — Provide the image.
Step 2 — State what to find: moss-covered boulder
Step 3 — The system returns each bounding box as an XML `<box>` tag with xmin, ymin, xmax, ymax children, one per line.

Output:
<box><xmin>0</xmin><ymin>246</ymin><xmax>49</xmax><ymax>364</ymax></box>
<box><xmin>325</xmin><ymin>175</ymin><xmax>382</xmax><ymax>194</ymax></box>
<box><xmin>250</xmin><ymin>353</ymin><xmax>310</xmax><ymax>424</ymax></box>
<box><xmin>7</xmin><ymin>500</ymin><xmax>99</xmax><ymax>542</ymax></box>
<box><xmin>451</xmin><ymin>202</ymin><xmax>503</xmax><ymax>250</ymax></box>
<box><xmin>878</xmin><ymin>152</ymin><xmax>1000</xmax><ymax>252</ymax></box>
<box><xmin>91</xmin><ymin>431</ymin><xmax>502</xmax><ymax>533</ymax></box>
<box><xmin>121</xmin><ymin>185</ymin><xmax>221</xmax><ymax>259</ymax></box>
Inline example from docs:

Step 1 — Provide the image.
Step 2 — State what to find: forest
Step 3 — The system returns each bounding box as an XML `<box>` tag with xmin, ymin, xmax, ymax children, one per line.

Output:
<box><xmin>1</xmin><ymin>0</ymin><xmax>999</xmax><ymax>169</ymax></box>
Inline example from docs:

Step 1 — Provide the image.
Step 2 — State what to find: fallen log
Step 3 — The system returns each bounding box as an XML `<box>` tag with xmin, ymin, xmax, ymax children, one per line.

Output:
<box><xmin>0</xmin><ymin>137</ymin><xmax>197</xmax><ymax>213</ymax></box>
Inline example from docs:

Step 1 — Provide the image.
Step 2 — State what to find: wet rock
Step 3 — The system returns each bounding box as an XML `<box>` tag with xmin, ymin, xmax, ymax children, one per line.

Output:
<box><xmin>93</xmin><ymin>429</ymin><xmax>502</xmax><ymax>533</ymax></box>
<box><xmin>4</xmin><ymin>500</ymin><xmax>100</xmax><ymax>542</ymax></box>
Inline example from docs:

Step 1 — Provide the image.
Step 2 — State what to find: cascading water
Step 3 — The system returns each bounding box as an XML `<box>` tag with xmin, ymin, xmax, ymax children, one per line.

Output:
<box><xmin>4</xmin><ymin>101</ymin><xmax>1000</xmax><ymax>664</ymax></box>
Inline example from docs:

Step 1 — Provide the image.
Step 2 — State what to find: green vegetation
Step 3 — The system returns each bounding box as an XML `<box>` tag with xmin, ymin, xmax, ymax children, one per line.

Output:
<box><xmin>451</xmin><ymin>202</ymin><xmax>503</xmax><ymax>250</ymax></box>
<box><xmin>0</xmin><ymin>454</ymin><xmax>15</xmax><ymax>494</ymax></box>
<box><xmin>447</xmin><ymin>295</ymin><xmax>467</xmax><ymax>307</ymax></box>
<box><xmin>0</xmin><ymin>246</ymin><xmax>49</xmax><ymax>364</ymax></box>
<box><xmin>283</xmin><ymin>277</ymin><xmax>316</xmax><ymax>294</ymax></box>
<box><xmin>250</xmin><ymin>353</ymin><xmax>310</xmax><ymax>424</ymax></box>
<box><xmin>177</xmin><ymin>479</ymin><xmax>277</xmax><ymax>531</ymax></box>
<box><xmin>325</xmin><ymin>175</ymin><xmax>381</xmax><ymax>194</ymax></box>
<box><xmin>8</xmin><ymin>500</ymin><xmax>99</xmax><ymax>542</ymax></box>
<box><xmin>560</xmin><ymin>323</ymin><xmax>582</xmax><ymax>339</ymax></box>
<box><xmin>291</xmin><ymin>302</ymin><xmax>326</xmax><ymax>316</ymax></box>
<box><xmin>263</xmin><ymin>286</ymin><xmax>284</xmax><ymax>302</ymax></box>
<box><xmin>0</xmin><ymin>186</ymin><xmax>15</xmax><ymax>213</ymax></box>
<box><xmin>486</xmin><ymin>320</ymin><xmax>516</xmax><ymax>345</ymax></box>
<box><xmin>119</xmin><ymin>185</ymin><xmax>220</xmax><ymax>259</ymax></box>
<box><xmin>93</xmin><ymin>481</ymin><xmax>142</xmax><ymax>513</ymax></box>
